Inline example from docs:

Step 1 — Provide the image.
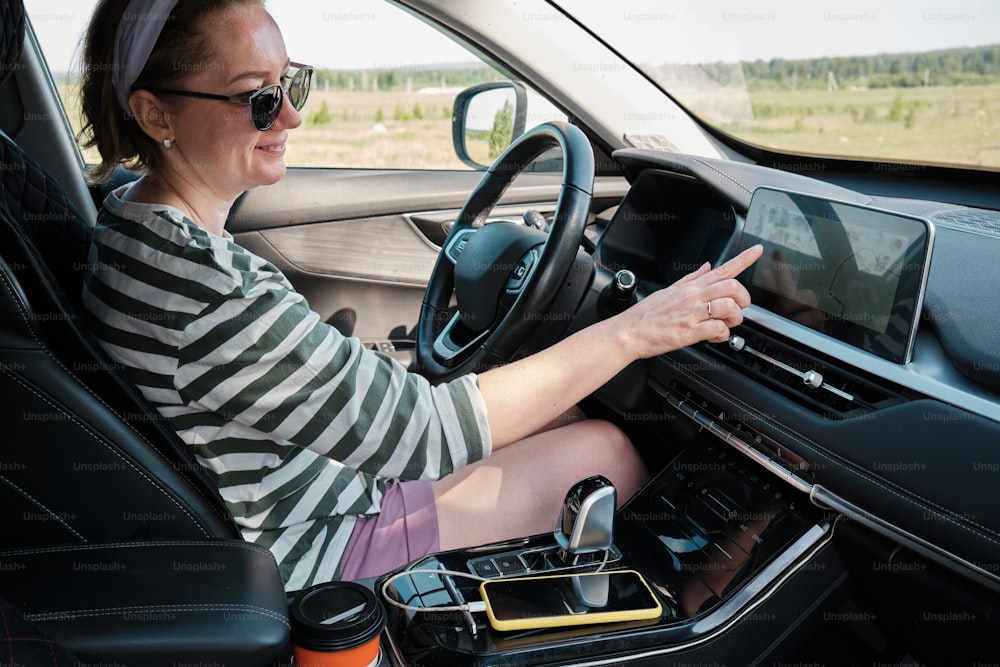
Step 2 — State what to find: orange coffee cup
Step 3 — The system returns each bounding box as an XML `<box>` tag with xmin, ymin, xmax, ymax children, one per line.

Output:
<box><xmin>290</xmin><ymin>581</ymin><xmax>387</xmax><ymax>667</ymax></box>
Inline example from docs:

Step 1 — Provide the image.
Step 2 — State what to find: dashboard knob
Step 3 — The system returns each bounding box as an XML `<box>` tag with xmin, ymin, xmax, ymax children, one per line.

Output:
<box><xmin>803</xmin><ymin>370</ymin><xmax>824</xmax><ymax>389</ymax></box>
<box><xmin>728</xmin><ymin>335</ymin><xmax>746</xmax><ymax>351</ymax></box>
<box><xmin>612</xmin><ymin>270</ymin><xmax>637</xmax><ymax>299</ymax></box>
<box><xmin>599</xmin><ymin>269</ymin><xmax>638</xmax><ymax>317</ymax></box>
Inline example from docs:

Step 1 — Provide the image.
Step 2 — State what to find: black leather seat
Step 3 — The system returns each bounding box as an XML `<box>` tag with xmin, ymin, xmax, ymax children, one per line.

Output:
<box><xmin>0</xmin><ymin>2</ymin><xmax>291</xmax><ymax>663</ymax></box>
<box><xmin>0</xmin><ymin>0</ymin><xmax>238</xmax><ymax>548</ymax></box>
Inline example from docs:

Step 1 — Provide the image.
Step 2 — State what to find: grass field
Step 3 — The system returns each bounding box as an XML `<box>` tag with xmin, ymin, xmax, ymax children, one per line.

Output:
<box><xmin>63</xmin><ymin>83</ymin><xmax>1000</xmax><ymax>171</ymax></box>
<box><xmin>289</xmin><ymin>90</ymin><xmax>467</xmax><ymax>169</ymax></box>
<box><xmin>724</xmin><ymin>83</ymin><xmax>1000</xmax><ymax>168</ymax></box>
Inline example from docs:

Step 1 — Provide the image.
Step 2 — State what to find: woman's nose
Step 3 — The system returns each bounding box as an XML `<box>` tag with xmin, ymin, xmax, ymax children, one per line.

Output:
<box><xmin>277</xmin><ymin>92</ymin><xmax>303</xmax><ymax>130</ymax></box>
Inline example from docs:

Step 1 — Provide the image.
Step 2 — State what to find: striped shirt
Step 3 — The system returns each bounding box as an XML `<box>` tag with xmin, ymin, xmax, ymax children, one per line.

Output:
<box><xmin>81</xmin><ymin>185</ymin><xmax>492</xmax><ymax>589</ymax></box>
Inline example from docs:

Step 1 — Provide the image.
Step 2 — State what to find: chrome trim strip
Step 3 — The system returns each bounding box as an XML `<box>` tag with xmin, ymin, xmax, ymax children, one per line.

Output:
<box><xmin>691</xmin><ymin>523</ymin><xmax>830</xmax><ymax>634</ymax></box>
<box><xmin>728</xmin><ymin>334</ymin><xmax>857</xmax><ymax>404</ymax></box>
<box><xmin>659</xmin><ymin>387</ymin><xmax>812</xmax><ymax>494</ymax></box>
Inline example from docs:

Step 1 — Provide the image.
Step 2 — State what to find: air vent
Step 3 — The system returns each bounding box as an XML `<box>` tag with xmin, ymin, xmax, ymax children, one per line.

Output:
<box><xmin>705</xmin><ymin>326</ymin><xmax>907</xmax><ymax>419</ymax></box>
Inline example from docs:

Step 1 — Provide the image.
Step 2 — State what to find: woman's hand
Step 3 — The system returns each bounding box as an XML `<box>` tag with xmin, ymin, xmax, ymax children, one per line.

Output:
<box><xmin>479</xmin><ymin>243</ymin><xmax>763</xmax><ymax>448</ymax></box>
<box><xmin>613</xmin><ymin>243</ymin><xmax>763</xmax><ymax>360</ymax></box>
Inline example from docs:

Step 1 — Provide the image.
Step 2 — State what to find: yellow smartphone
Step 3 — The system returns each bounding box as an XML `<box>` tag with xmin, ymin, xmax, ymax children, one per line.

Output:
<box><xmin>478</xmin><ymin>569</ymin><xmax>662</xmax><ymax>632</ymax></box>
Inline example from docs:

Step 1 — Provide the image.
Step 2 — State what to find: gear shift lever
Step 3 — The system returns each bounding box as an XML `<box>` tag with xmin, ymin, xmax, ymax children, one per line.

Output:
<box><xmin>554</xmin><ymin>475</ymin><xmax>617</xmax><ymax>557</ymax></box>
<box><xmin>554</xmin><ymin>475</ymin><xmax>616</xmax><ymax>608</ymax></box>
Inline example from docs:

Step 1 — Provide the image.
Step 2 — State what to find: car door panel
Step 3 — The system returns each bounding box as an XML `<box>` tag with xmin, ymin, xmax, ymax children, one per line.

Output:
<box><xmin>255</xmin><ymin>215</ymin><xmax>439</xmax><ymax>286</ymax></box>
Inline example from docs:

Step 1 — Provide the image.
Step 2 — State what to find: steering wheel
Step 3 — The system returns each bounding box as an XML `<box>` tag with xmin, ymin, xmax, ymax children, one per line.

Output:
<box><xmin>417</xmin><ymin>122</ymin><xmax>595</xmax><ymax>382</ymax></box>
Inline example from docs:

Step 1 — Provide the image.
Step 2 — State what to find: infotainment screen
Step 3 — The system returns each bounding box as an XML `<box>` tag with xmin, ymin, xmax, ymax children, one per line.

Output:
<box><xmin>735</xmin><ymin>187</ymin><xmax>934</xmax><ymax>364</ymax></box>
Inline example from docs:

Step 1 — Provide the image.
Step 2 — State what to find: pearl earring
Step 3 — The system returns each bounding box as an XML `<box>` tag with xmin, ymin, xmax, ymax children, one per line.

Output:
<box><xmin>163</xmin><ymin>138</ymin><xmax>172</xmax><ymax>149</ymax></box>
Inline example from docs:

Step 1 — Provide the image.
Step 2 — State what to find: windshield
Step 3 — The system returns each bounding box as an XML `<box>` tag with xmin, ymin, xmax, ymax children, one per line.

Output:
<box><xmin>554</xmin><ymin>0</ymin><xmax>1000</xmax><ymax>169</ymax></box>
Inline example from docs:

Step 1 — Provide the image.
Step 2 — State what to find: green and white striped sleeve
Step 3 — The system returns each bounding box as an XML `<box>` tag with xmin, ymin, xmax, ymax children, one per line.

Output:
<box><xmin>174</xmin><ymin>250</ymin><xmax>492</xmax><ymax>482</ymax></box>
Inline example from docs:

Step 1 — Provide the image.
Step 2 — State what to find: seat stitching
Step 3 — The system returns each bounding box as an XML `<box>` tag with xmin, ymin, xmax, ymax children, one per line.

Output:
<box><xmin>0</xmin><ymin>540</ymin><xmax>275</xmax><ymax>561</ymax></box>
<box><xmin>1</xmin><ymin>606</ymin><xmax>13</xmax><ymax>667</ymax></box>
<box><xmin>0</xmin><ymin>269</ymin><xmax>220</xmax><ymax>536</ymax></box>
<box><xmin>0</xmin><ymin>267</ymin><xmax>230</xmax><ymax>529</ymax></box>
<box><xmin>25</xmin><ymin>604</ymin><xmax>290</xmax><ymax>629</ymax></box>
<box><xmin>689</xmin><ymin>156</ymin><xmax>754</xmax><ymax>196</ymax></box>
<box><xmin>2</xmin><ymin>371</ymin><xmax>210</xmax><ymax>538</ymax></box>
<box><xmin>46</xmin><ymin>637</ymin><xmax>59</xmax><ymax>666</ymax></box>
<box><xmin>0</xmin><ymin>473</ymin><xmax>86</xmax><ymax>542</ymax></box>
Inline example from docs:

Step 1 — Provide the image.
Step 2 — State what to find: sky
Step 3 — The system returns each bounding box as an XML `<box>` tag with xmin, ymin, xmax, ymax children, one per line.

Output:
<box><xmin>557</xmin><ymin>0</ymin><xmax>1000</xmax><ymax>65</ymax></box>
<box><xmin>25</xmin><ymin>0</ymin><xmax>471</xmax><ymax>73</ymax></box>
<box><xmin>24</xmin><ymin>0</ymin><xmax>1000</xmax><ymax>75</ymax></box>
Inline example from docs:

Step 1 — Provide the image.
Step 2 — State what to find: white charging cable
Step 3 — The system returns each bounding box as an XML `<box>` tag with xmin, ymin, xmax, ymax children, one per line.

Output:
<box><xmin>379</xmin><ymin>552</ymin><xmax>613</xmax><ymax>615</ymax></box>
<box><xmin>379</xmin><ymin>568</ymin><xmax>488</xmax><ymax>614</ymax></box>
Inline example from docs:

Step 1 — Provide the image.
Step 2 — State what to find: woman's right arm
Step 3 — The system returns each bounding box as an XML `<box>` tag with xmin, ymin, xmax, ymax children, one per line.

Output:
<box><xmin>477</xmin><ymin>244</ymin><xmax>763</xmax><ymax>448</ymax></box>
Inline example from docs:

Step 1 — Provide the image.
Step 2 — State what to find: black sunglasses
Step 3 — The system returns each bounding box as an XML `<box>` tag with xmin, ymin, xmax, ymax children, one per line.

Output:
<box><xmin>146</xmin><ymin>62</ymin><xmax>313</xmax><ymax>131</ymax></box>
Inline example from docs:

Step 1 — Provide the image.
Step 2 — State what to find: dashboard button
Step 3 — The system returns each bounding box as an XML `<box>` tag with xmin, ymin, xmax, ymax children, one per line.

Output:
<box><xmin>471</xmin><ymin>559</ymin><xmax>500</xmax><ymax>578</ymax></box>
<box><xmin>494</xmin><ymin>555</ymin><xmax>526</xmax><ymax>576</ymax></box>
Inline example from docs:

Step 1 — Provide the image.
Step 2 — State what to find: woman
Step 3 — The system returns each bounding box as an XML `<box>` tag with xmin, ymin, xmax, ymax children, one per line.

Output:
<box><xmin>78</xmin><ymin>0</ymin><xmax>762</xmax><ymax>589</ymax></box>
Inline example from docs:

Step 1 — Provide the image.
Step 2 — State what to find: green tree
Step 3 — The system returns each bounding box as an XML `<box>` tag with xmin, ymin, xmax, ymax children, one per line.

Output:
<box><xmin>393</xmin><ymin>103</ymin><xmax>410</xmax><ymax>122</ymax></box>
<box><xmin>308</xmin><ymin>100</ymin><xmax>333</xmax><ymax>125</ymax></box>
<box><xmin>488</xmin><ymin>99</ymin><xmax>514</xmax><ymax>160</ymax></box>
<box><xmin>888</xmin><ymin>93</ymin><xmax>905</xmax><ymax>122</ymax></box>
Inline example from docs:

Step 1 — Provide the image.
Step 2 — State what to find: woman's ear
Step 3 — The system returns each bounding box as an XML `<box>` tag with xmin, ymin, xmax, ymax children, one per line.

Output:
<box><xmin>128</xmin><ymin>91</ymin><xmax>175</xmax><ymax>143</ymax></box>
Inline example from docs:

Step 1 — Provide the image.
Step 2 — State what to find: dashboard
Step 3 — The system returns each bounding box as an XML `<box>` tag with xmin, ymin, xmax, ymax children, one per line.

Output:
<box><xmin>595</xmin><ymin>150</ymin><xmax>1000</xmax><ymax>594</ymax></box>
<box><xmin>379</xmin><ymin>151</ymin><xmax>998</xmax><ymax>665</ymax></box>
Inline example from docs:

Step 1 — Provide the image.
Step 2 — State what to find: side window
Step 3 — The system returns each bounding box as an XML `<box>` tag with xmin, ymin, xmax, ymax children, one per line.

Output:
<box><xmin>269</xmin><ymin>2</ymin><xmax>567</xmax><ymax>170</ymax></box>
<box><xmin>26</xmin><ymin>2</ymin><xmax>99</xmax><ymax>165</ymax></box>
<box><xmin>28</xmin><ymin>0</ymin><xmax>567</xmax><ymax>171</ymax></box>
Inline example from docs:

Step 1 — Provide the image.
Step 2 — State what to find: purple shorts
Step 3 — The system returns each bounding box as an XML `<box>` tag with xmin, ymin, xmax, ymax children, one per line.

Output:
<box><xmin>339</xmin><ymin>480</ymin><xmax>440</xmax><ymax>581</ymax></box>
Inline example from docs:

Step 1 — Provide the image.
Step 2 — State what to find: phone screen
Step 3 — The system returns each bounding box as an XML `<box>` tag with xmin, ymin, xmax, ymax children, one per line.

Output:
<box><xmin>479</xmin><ymin>570</ymin><xmax>662</xmax><ymax>631</ymax></box>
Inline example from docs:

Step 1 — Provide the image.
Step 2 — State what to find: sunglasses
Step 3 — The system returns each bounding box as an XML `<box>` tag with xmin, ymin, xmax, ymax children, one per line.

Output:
<box><xmin>146</xmin><ymin>62</ymin><xmax>313</xmax><ymax>131</ymax></box>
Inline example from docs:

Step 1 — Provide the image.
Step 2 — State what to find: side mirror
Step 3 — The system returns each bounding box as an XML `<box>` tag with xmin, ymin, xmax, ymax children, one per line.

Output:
<box><xmin>452</xmin><ymin>81</ymin><xmax>528</xmax><ymax>169</ymax></box>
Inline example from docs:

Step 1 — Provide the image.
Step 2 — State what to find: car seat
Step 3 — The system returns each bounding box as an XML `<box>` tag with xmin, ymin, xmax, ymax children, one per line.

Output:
<box><xmin>0</xmin><ymin>0</ymin><xmax>238</xmax><ymax>549</ymax></box>
<box><xmin>0</xmin><ymin>1</ymin><xmax>290</xmax><ymax>663</ymax></box>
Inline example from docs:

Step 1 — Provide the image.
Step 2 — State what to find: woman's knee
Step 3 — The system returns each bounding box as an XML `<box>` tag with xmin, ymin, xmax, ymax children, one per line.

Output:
<box><xmin>574</xmin><ymin>419</ymin><xmax>636</xmax><ymax>459</ymax></box>
<box><xmin>563</xmin><ymin>419</ymin><xmax>649</xmax><ymax>497</ymax></box>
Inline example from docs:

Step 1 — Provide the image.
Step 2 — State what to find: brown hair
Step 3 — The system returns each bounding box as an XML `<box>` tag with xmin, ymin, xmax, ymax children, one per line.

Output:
<box><xmin>78</xmin><ymin>0</ymin><xmax>263</xmax><ymax>183</ymax></box>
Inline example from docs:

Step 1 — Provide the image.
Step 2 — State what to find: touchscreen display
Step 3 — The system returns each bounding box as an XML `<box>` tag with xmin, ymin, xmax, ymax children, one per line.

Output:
<box><xmin>736</xmin><ymin>187</ymin><xmax>934</xmax><ymax>364</ymax></box>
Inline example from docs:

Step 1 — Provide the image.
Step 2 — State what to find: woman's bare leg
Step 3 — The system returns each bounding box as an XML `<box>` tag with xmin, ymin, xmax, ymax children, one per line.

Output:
<box><xmin>430</xmin><ymin>419</ymin><xmax>648</xmax><ymax>551</ymax></box>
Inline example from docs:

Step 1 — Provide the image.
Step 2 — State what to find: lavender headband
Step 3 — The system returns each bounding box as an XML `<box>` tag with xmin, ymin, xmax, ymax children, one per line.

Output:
<box><xmin>111</xmin><ymin>0</ymin><xmax>180</xmax><ymax>113</ymax></box>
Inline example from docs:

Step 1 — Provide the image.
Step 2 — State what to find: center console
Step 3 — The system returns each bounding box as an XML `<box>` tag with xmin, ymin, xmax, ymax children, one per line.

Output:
<box><xmin>376</xmin><ymin>439</ymin><xmax>848</xmax><ymax>666</ymax></box>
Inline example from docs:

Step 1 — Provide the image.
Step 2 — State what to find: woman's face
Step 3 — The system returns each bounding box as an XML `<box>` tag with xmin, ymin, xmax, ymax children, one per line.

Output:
<box><xmin>159</xmin><ymin>4</ymin><xmax>302</xmax><ymax>199</ymax></box>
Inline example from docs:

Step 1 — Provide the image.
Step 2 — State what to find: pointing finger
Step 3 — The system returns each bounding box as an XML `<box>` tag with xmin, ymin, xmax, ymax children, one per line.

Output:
<box><xmin>702</xmin><ymin>244</ymin><xmax>763</xmax><ymax>284</ymax></box>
